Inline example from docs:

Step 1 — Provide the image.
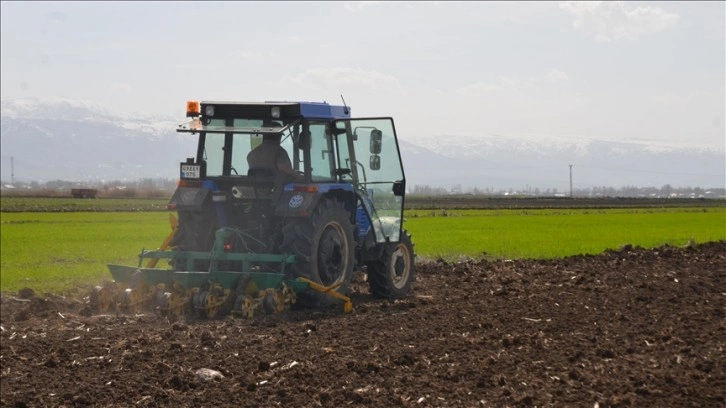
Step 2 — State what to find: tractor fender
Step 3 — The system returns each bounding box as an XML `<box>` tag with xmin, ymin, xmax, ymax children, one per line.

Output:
<box><xmin>274</xmin><ymin>184</ymin><xmax>356</xmax><ymax>218</ymax></box>
<box><xmin>274</xmin><ymin>190</ymin><xmax>321</xmax><ymax>217</ymax></box>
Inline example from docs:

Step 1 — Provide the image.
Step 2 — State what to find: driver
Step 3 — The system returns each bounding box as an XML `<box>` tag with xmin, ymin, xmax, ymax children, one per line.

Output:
<box><xmin>247</xmin><ymin>121</ymin><xmax>303</xmax><ymax>181</ymax></box>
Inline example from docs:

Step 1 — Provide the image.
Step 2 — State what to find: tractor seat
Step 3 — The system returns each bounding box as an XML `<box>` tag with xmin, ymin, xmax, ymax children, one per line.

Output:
<box><xmin>247</xmin><ymin>168</ymin><xmax>275</xmax><ymax>178</ymax></box>
<box><xmin>247</xmin><ymin>168</ymin><xmax>290</xmax><ymax>201</ymax></box>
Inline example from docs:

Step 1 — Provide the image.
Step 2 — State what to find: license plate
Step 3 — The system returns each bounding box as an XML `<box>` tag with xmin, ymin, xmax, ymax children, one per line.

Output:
<box><xmin>181</xmin><ymin>164</ymin><xmax>201</xmax><ymax>179</ymax></box>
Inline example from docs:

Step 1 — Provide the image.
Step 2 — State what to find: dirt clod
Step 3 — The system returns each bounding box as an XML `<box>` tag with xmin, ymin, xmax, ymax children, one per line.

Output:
<box><xmin>17</xmin><ymin>288</ymin><xmax>35</xmax><ymax>299</ymax></box>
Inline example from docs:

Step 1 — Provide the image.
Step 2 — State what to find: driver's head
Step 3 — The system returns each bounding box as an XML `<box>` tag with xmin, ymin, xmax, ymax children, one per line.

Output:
<box><xmin>263</xmin><ymin>133</ymin><xmax>281</xmax><ymax>143</ymax></box>
<box><xmin>262</xmin><ymin>120</ymin><xmax>282</xmax><ymax>143</ymax></box>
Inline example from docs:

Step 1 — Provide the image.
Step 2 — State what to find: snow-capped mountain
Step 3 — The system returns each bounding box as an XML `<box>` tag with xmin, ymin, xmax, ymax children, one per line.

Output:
<box><xmin>1</xmin><ymin>98</ymin><xmax>195</xmax><ymax>182</ymax></box>
<box><xmin>1</xmin><ymin>97</ymin><xmax>120</xmax><ymax>122</ymax></box>
<box><xmin>1</xmin><ymin>97</ymin><xmax>179</xmax><ymax>139</ymax></box>
<box><xmin>1</xmin><ymin>97</ymin><xmax>724</xmax><ymax>190</ymax></box>
<box><xmin>398</xmin><ymin>135</ymin><xmax>725</xmax><ymax>191</ymax></box>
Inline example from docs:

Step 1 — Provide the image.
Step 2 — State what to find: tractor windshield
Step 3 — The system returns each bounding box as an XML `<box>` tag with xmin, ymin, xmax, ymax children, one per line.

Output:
<box><xmin>199</xmin><ymin>118</ymin><xmax>297</xmax><ymax>177</ymax></box>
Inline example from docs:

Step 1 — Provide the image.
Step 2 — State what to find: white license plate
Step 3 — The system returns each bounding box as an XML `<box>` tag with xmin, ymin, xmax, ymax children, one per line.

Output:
<box><xmin>181</xmin><ymin>164</ymin><xmax>201</xmax><ymax>179</ymax></box>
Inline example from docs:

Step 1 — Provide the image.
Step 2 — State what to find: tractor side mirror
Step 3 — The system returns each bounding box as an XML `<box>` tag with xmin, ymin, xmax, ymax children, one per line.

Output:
<box><xmin>370</xmin><ymin>155</ymin><xmax>381</xmax><ymax>171</ymax></box>
<box><xmin>392</xmin><ymin>180</ymin><xmax>405</xmax><ymax>196</ymax></box>
<box><xmin>370</xmin><ymin>129</ymin><xmax>382</xmax><ymax>154</ymax></box>
<box><xmin>331</xmin><ymin>125</ymin><xmax>347</xmax><ymax>136</ymax></box>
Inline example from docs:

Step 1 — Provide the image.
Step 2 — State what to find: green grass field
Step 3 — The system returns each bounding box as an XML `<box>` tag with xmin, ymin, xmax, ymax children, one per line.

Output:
<box><xmin>1</xmin><ymin>205</ymin><xmax>724</xmax><ymax>294</ymax></box>
<box><xmin>0</xmin><ymin>197</ymin><xmax>168</xmax><ymax>212</ymax></box>
<box><xmin>404</xmin><ymin>208</ymin><xmax>726</xmax><ymax>260</ymax></box>
<box><xmin>1</xmin><ymin>212</ymin><xmax>172</xmax><ymax>294</ymax></box>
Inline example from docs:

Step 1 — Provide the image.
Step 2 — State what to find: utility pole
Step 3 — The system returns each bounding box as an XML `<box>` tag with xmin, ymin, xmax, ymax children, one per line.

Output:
<box><xmin>11</xmin><ymin>156</ymin><xmax>15</xmax><ymax>185</ymax></box>
<box><xmin>569</xmin><ymin>164</ymin><xmax>573</xmax><ymax>198</ymax></box>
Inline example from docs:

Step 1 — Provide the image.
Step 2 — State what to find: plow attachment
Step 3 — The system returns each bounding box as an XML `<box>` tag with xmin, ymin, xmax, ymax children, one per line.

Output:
<box><xmin>90</xmin><ymin>215</ymin><xmax>353</xmax><ymax>318</ymax></box>
<box><xmin>90</xmin><ymin>244</ymin><xmax>352</xmax><ymax>319</ymax></box>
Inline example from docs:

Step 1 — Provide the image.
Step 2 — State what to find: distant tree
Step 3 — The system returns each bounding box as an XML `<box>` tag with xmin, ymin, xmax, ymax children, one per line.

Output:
<box><xmin>661</xmin><ymin>184</ymin><xmax>673</xmax><ymax>196</ymax></box>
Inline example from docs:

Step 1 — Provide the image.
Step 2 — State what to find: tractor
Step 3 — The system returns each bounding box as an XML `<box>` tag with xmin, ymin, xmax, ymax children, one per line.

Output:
<box><xmin>90</xmin><ymin>100</ymin><xmax>415</xmax><ymax>318</ymax></box>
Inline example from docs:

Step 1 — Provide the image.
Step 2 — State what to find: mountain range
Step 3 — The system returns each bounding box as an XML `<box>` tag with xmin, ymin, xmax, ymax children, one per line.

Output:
<box><xmin>1</xmin><ymin>97</ymin><xmax>724</xmax><ymax>191</ymax></box>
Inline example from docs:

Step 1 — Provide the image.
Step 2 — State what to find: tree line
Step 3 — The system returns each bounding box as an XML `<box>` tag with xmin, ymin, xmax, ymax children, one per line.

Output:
<box><xmin>410</xmin><ymin>184</ymin><xmax>725</xmax><ymax>199</ymax></box>
<box><xmin>0</xmin><ymin>178</ymin><xmax>178</xmax><ymax>198</ymax></box>
<box><xmin>1</xmin><ymin>178</ymin><xmax>724</xmax><ymax>199</ymax></box>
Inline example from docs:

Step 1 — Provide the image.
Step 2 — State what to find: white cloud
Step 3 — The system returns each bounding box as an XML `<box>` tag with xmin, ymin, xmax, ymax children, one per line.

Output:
<box><xmin>46</xmin><ymin>11</ymin><xmax>67</xmax><ymax>22</ymax></box>
<box><xmin>281</xmin><ymin>67</ymin><xmax>401</xmax><ymax>92</ymax></box>
<box><xmin>559</xmin><ymin>1</ymin><xmax>680</xmax><ymax>42</ymax></box>
<box><xmin>344</xmin><ymin>1</ymin><xmax>384</xmax><ymax>13</ymax></box>
<box><xmin>545</xmin><ymin>70</ymin><xmax>569</xmax><ymax>82</ymax></box>
<box><xmin>236</xmin><ymin>51</ymin><xmax>266</xmax><ymax>61</ymax></box>
<box><xmin>457</xmin><ymin>76</ymin><xmax>535</xmax><ymax>95</ymax></box>
<box><xmin>650</xmin><ymin>92</ymin><xmax>684</xmax><ymax>106</ymax></box>
<box><xmin>109</xmin><ymin>82</ymin><xmax>132</xmax><ymax>94</ymax></box>
<box><xmin>289</xmin><ymin>36</ymin><xmax>304</xmax><ymax>45</ymax></box>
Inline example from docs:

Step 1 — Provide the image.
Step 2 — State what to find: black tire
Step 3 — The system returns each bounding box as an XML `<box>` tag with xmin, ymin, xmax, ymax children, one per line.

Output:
<box><xmin>367</xmin><ymin>230</ymin><xmax>415</xmax><ymax>299</ymax></box>
<box><xmin>280</xmin><ymin>198</ymin><xmax>354</xmax><ymax>308</ymax></box>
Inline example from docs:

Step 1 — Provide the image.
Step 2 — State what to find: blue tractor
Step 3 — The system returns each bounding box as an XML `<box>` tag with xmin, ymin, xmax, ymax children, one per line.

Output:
<box><xmin>92</xmin><ymin>100</ymin><xmax>415</xmax><ymax>318</ymax></box>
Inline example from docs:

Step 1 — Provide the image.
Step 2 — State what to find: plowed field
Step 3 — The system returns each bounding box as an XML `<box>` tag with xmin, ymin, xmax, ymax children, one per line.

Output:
<box><xmin>2</xmin><ymin>241</ymin><xmax>724</xmax><ymax>407</ymax></box>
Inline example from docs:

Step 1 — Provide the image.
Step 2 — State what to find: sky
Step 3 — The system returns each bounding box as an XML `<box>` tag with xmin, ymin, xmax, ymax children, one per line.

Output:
<box><xmin>1</xmin><ymin>1</ymin><xmax>724</xmax><ymax>151</ymax></box>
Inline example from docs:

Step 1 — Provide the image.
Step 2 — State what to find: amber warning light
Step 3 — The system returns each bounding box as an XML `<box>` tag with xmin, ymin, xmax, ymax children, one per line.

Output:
<box><xmin>186</xmin><ymin>100</ymin><xmax>200</xmax><ymax>117</ymax></box>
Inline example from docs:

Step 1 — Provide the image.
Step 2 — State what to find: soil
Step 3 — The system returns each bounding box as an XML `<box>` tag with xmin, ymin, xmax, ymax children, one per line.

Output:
<box><xmin>1</xmin><ymin>241</ymin><xmax>724</xmax><ymax>407</ymax></box>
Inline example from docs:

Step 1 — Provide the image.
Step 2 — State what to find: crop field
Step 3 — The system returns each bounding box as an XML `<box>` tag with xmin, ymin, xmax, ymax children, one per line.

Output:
<box><xmin>1</xmin><ymin>197</ymin><xmax>724</xmax><ymax>293</ymax></box>
<box><xmin>0</xmin><ymin>197</ymin><xmax>169</xmax><ymax>213</ymax></box>
<box><xmin>4</xmin><ymin>195</ymin><xmax>726</xmax><ymax>213</ymax></box>
<box><xmin>0</xmin><ymin>212</ymin><xmax>171</xmax><ymax>294</ymax></box>
<box><xmin>1</xmin><ymin>196</ymin><xmax>725</xmax><ymax>407</ymax></box>
<box><xmin>405</xmin><ymin>207</ymin><xmax>726</xmax><ymax>259</ymax></box>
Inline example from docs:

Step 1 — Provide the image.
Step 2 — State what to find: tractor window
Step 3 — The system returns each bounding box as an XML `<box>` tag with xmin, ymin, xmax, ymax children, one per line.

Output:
<box><xmin>202</xmin><ymin>119</ymin><xmax>226</xmax><ymax>176</ymax></box>
<box><xmin>335</xmin><ymin>125</ymin><xmax>354</xmax><ymax>182</ymax></box>
<box><xmin>309</xmin><ymin>121</ymin><xmax>335</xmax><ymax>182</ymax></box>
<box><xmin>231</xmin><ymin>119</ymin><xmax>262</xmax><ymax>176</ymax></box>
<box><xmin>236</xmin><ymin>119</ymin><xmax>296</xmax><ymax>175</ymax></box>
<box><xmin>201</xmin><ymin>118</ymin><xmax>297</xmax><ymax>177</ymax></box>
<box><xmin>280</xmin><ymin>128</ymin><xmax>295</xmax><ymax>164</ymax></box>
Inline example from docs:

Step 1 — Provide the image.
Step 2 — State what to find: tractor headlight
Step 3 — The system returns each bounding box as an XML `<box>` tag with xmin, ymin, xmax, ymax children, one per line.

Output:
<box><xmin>271</xmin><ymin>106</ymin><xmax>280</xmax><ymax>119</ymax></box>
<box><xmin>205</xmin><ymin>105</ymin><xmax>215</xmax><ymax>116</ymax></box>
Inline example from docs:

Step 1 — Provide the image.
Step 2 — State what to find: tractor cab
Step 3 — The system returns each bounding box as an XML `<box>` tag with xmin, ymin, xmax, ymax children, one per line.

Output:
<box><xmin>173</xmin><ymin>101</ymin><xmax>406</xmax><ymax>248</ymax></box>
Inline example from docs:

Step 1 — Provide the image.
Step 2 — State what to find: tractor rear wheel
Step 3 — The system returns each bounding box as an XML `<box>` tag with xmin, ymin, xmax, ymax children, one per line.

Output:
<box><xmin>280</xmin><ymin>198</ymin><xmax>354</xmax><ymax>308</ymax></box>
<box><xmin>367</xmin><ymin>230</ymin><xmax>415</xmax><ymax>299</ymax></box>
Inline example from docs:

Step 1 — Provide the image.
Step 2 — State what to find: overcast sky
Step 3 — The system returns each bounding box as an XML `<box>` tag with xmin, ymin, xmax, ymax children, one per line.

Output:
<box><xmin>1</xmin><ymin>1</ymin><xmax>724</xmax><ymax>150</ymax></box>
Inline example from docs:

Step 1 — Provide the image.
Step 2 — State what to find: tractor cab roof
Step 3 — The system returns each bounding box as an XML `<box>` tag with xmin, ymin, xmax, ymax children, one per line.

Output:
<box><xmin>178</xmin><ymin>100</ymin><xmax>350</xmax><ymax>134</ymax></box>
<box><xmin>192</xmin><ymin>100</ymin><xmax>350</xmax><ymax>120</ymax></box>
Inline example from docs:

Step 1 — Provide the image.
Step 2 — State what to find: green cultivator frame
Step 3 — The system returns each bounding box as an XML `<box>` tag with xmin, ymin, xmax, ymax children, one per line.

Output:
<box><xmin>91</xmin><ymin>229</ymin><xmax>353</xmax><ymax>319</ymax></box>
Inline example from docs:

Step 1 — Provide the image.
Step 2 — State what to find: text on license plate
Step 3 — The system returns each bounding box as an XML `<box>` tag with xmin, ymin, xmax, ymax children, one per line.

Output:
<box><xmin>181</xmin><ymin>165</ymin><xmax>201</xmax><ymax>179</ymax></box>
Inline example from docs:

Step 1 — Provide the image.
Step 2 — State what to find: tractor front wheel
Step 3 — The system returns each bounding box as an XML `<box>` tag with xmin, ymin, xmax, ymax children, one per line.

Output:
<box><xmin>280</xmin><ymin>198</ymin><xmax>354</xmax><ymax>308</ymax></box>
<box><xmin>367</xmin><ymin>230</ymin><xmax>415</xmax><ymax>299</ymax></box>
